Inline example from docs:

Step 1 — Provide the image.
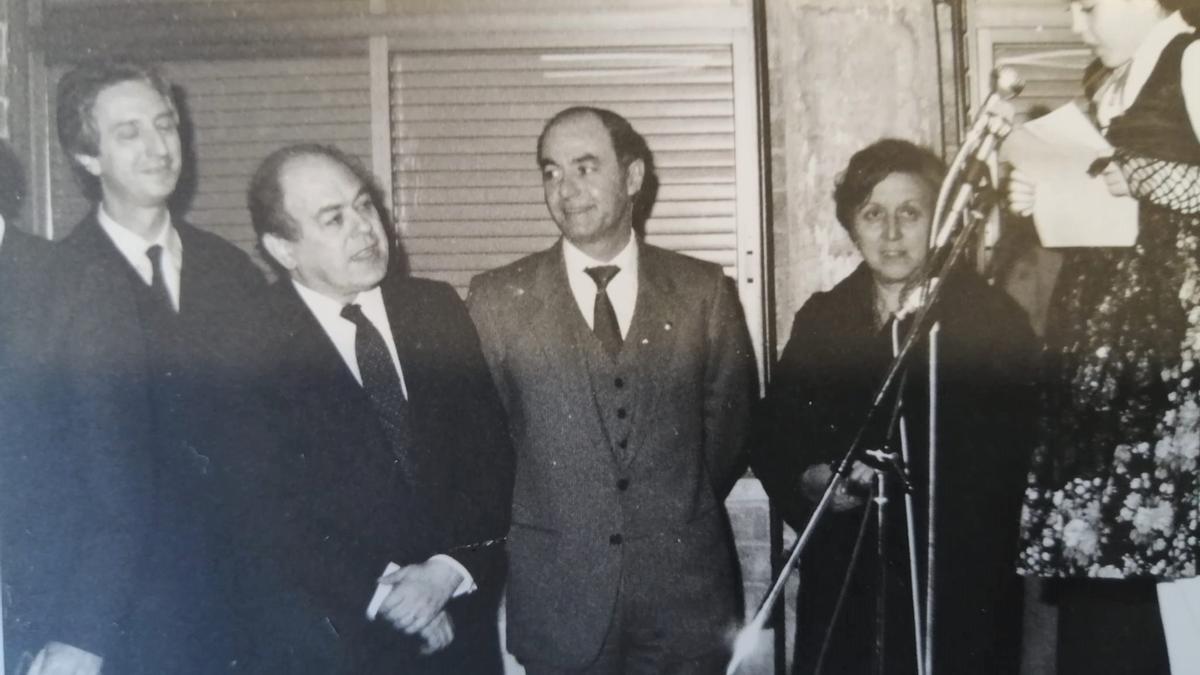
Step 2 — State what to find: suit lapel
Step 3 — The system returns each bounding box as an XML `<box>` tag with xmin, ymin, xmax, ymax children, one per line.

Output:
<box><xmin>622</xmin><ymin>244</ymin><xmax>681</xmax><ymax>464</ymax></box>
<box><xmin>267</xmin><ymin>282</ymin><xmax>379</xmax><ymax>435</ymax></box>
<box><xmin>524</xmin><ymin>244</ymin><xmax>613</xmax><ymax>459</ymax></box>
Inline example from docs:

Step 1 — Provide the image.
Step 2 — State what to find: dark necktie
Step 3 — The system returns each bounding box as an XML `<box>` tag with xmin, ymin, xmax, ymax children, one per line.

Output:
<box><xmin>146</xmin><ymin>245</ymin><xmax>175</xmax><ymax>313</ymax></box>
<box><xmin>340</xmin><ymin>303</ymin><xmax>416</xmax><ymax>479</ymax></box>
<box><xmin>585</xmin><ymin>265</ymin><xmax>622</xmax><ymax>358</ymax></box>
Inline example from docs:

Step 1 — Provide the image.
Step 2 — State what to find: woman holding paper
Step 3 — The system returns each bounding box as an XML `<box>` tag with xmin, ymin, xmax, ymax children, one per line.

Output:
<box><xmin>754</xmin><ymin>139</ymin><xmax>1034</xmax><ymax>674</ymax></box>
<box><xmin>1009</xmin><ymin>1</ymin><xmax>1200</xmax><ymax>672</ymax></box>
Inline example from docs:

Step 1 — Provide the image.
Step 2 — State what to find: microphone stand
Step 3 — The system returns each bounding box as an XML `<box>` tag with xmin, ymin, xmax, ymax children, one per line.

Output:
<box><xmin>726</xmin><ymin>100</ymin><xmax>1015</xmax><ymax>675</ymax></box>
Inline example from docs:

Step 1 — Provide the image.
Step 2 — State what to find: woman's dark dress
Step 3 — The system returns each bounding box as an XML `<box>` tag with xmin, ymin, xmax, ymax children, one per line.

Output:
<box><xmin>753</xmin><ymin>264</ymin><xmax>1035</xmax><ymax>674</ymax></box>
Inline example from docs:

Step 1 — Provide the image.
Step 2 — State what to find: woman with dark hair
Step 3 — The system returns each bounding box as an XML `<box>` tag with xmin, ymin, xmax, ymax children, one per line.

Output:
<box><xmin>752</xmin><ymin>138</ymin><xmax>1035</xmax><ymax>674</ymax></box>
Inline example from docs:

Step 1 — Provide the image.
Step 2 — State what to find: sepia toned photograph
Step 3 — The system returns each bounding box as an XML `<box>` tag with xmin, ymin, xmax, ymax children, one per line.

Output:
<box><xmin>2</xmin><ymin>0</ymin><xmax>1198</xmax><ymax>673</ymax></box>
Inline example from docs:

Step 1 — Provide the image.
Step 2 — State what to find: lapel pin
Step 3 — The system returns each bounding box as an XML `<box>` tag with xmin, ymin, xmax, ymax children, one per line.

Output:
<box><xmin>663</xmin><ymin>321</ymin><xmax>673</xmax><ymax>331</ymax></box>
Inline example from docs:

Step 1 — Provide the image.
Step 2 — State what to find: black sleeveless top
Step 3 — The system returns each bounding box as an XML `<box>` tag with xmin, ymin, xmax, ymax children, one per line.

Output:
<box><xmin>1107</xmin><ymin>32</ymin><xmax>1200</xmax><ymax>163</ymax></box>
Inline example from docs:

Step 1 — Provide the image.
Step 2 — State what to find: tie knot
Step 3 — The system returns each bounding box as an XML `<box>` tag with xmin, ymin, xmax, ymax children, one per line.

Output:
<box><xmin>146</xmin><ymin>244</ymin><xmax>164</xmax><ymax>267</ymax></box>
<box><xmin>340</xmin><ymin>302</ymin><xmax>368</xmax><ymax>326</ymax></box>
<box><xmin>585</xmin><ymin>265</ymin><xmax>620</xmax><ymax>291</ymax></box>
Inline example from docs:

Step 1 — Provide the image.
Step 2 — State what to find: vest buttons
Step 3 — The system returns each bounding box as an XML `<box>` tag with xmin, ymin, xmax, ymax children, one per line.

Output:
<box><xmin>614</xmin><ymin>377</ymin><xmax>624</xmax><ymax>388</ymax></box>
<box><xmin>617</xmin><ymin>478</ymin><xmax>630</xmax><ymax>491</ymax></box>
<box><xmin>609</xmin><ymin>533</ymin><xmax>623</xmax><ymax>545</ymax></box>
<box><xmin>618</xmin><ymin>438</ymin><xmax>628</xmax><ymax>450</ymax></box>
<box><xmin>616</xmin><ymin>407</ymin><xmax>627</xmax><ymax>419</ymax></box>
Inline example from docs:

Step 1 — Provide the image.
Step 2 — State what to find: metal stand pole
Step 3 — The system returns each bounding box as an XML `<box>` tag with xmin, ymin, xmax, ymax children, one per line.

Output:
<box><xmin>924</xmin><ymin>322</ymin><xmax>941</xmax><ymax>675</ymax></box>
<box><xmin>892</xmin><ymin>322</ymin><xmax>927</xmax><ymax>675</ymax></box>
<box><xmin>872</xmin><ymin>468</ymin><xmax>889</xmax><ymax>675</ymax></box>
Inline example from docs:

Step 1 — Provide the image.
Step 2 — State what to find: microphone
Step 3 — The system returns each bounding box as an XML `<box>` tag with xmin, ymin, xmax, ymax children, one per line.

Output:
<box><xmin>993</xmin><ymin>66</ymin><xmax>1026</xmax><ymax>100</ymax></box>
<box><xmin>929</xmin><ymin>67</ymin><xmax>1022</xmax><ymax>251</ymax></box>
<box><xmin>964</xmin><ymin>67</ymin><xmax>1024</xmax><ymax>143</ymax></box>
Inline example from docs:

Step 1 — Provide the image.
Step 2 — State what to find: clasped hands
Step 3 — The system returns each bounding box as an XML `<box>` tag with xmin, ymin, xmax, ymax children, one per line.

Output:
<box><xmin>374</xmin><ymin>558</ymin><xmax>463</xmax><ymax>655</ymax></box>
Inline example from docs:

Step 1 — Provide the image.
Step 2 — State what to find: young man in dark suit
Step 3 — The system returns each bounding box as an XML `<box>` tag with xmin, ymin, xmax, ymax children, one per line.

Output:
<box><xmin>467</xmin><ymin>106</ymin><xmax>758</xmax><ymax>674</ymax></box>
<box><xmin>241</xmin><ymin>143</ymin><xmax>513</xmax><ymax>674</ymax></box>
<box><xmin>31</xmin><ymin>60</ymin><xmax>265</xmax><ymax>675</ymax></box>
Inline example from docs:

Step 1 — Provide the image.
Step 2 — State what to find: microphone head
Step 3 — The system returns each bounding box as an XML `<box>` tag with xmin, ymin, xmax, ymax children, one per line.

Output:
<box><xmin>993</xmin><ymin>67</ymin><xmax>1025</xmax><ymax>99</ymax></box>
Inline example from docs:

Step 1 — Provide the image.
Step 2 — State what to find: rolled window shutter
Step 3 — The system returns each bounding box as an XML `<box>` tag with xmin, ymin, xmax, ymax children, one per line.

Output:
<box><xmin>390</xmin><ymin>46</ymin><xmax>738</xmax><ymax>294</ymax></box>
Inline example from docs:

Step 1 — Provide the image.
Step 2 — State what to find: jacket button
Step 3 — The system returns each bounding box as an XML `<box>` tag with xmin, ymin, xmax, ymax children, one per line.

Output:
<box><xmin>614</xmin><ymin>377</ymin><xmax>624</xmax><ymax>388</ymax></box>
<box><xmin>617</xmin><ymin>478</ymin><xmax>630</xmax><ymax>491</ymax></box>
<box><xmin>618</xmin><ymin>438</ymin><xmax>628</xmax><ymax>450</ymax></box>
<box><xmin>616</xmin><ymin>407</ymin><xmax>627</xmax><ymax>419</ymax></box>
<box><xmin>609</xmin><ymin>533</ymin><xmax>623</xmax><ymax>545</ymax></box>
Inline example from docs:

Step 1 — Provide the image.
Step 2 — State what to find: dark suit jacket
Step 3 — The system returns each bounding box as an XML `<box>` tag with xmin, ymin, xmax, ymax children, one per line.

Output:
<box><xmin>467</xmin><ymin>240</ymin><xmax>758</xmax><ymax>667</ymax></box>
<box><xmin>235</xmin><ymin>274</ymin><xmax>514</xmax><ymax>674</ymax></box>
<box><xmin>0</xmin><ymin>226</ymin><xmax>58</xmax><ymax>673</ymax></box>
<box><xmin>35</xmin><ymin>213</ymin><xmax>264</xmax><ymax>673</ymax></box>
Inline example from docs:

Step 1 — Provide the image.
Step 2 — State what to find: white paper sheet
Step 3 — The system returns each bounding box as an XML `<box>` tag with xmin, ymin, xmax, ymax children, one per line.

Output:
<box><xmin>366</xmin><ymin>561</ymin><xmax>401</xmax><ymax>620</ymax></box>
<box><xmin>1002</xmin><ymin>102</ymin><xmax>1139</xmax><ymax>247</ymax></box>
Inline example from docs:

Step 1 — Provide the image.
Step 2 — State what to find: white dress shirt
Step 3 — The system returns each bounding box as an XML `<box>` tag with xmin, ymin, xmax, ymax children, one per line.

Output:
<box><xmin>97</xmin><ymin>206</ymin><xmax>183</xmax><ymax>312</ymax></box>
<box><xmin>290</xmin><ymin>282</ymin><xmax>409</xmax><ymax>394</ymax></box>
<box><xmin>289</xmin><ymin>280</ymin><xmax>474</xmax><ymax>614</ymax></box>
<box><xmin>1095</xmin><ymin>11</ymin><xmax>1200</xmax><ymax>139</ymax></box>
<box><xmin>561</xmin><ymin>232</ymin><xmax>638</xmax><ymax>339</ymax></box>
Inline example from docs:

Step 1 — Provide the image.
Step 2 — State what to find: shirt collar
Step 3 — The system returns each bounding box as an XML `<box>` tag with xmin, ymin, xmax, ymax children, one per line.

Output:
<box><xmin>1122</xmin><ymin>11</ymin><xmax>1193</xmax><ymax>110</ymax></box>
<box><xmin>97</xmin><ymin>204</ymin><xmax>182</xmax><ymax>274</ymax></box>
<box><xmin>0</xmin><ymin>217</ymin><xmax>6</xmax><ymax>251</ymax></box>
<box><xmin>561</xmin><ymin>232</ymin><xmax>638</xmax><ymax>281</ymax></box>
<box><xmin>291</xmin><ymin>280</ymin><xmax>387</xmax><ymax>331</ymax></box>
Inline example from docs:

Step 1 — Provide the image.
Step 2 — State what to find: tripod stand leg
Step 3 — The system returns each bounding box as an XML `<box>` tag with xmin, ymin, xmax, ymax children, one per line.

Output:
<box><xmin>874</xmin><ymin>471</ymin><xmax>888</xmax><ymax>675</ymax></box>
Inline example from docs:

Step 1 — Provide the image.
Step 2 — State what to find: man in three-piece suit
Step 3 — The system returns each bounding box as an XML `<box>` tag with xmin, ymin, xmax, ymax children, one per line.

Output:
<box><xmin>468</xmin><ymin>106</ymin><xmax>758</xmax><ymax>674</ymax></box>
<box><xmin>243</xmin><ymin>143</ymin><xmax>514</xmax><ymax>674</ymax></box>
<box><xmin>30</xmin><ymin>60</ymin><xmax>265</xmax><ymax>675</ymax></box>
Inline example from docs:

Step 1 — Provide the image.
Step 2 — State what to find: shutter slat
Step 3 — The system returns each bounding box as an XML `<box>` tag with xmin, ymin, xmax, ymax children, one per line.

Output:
<box><xmin>394</xmin><ymin>84</ymin><xmax>733</xmax><ymax>105</ymax></box>
<box><xmin>392</xmin><ymin>116</ymin><xmax>734</xmax><ymax>139</ymax></box>
<box><xmin>404</xmin><ymin>216</ymin><xmax>734</xmax><ymax>239</ymax></box>
<box><xmin>396</xmin><ymin>166</ymin><xmax>735</xmax><ymax>188</ymax></box>
<box><xmin>397</xmin><ymin>183</ymin><xmax>734</xmax><ymax>205</ymax></box>
<box><xmin>394</xmin><ymin>133</ymin><xmax>734</xmax><ymax>155</ymax></box>
<box><xmin>394</xmin><ymin>69</ymin><xmax>733</xmax><ymax>88</ymax></box>
<box><xmin>186</xmin><ymin>91</ymin><xmax>372</xmax><ymax>113</ymax></box>
<box><xmin>393</xmin><ymin>101</ymin><xmax>734</xmax><ymax>121</ymax></box>
<box><xmin>397</xmin><ymin>149</ymin><xmax>733</xmax><ymax>171</ymax></box>
<box><xmin>393</xmin><ymin>49</ymin><xmax>732</xmax><ymax>72</ymax></box>
<box><xmin>405</xmin><ymin>232</ymin><xmax>735</xmax><ymax>255</ymax></box>
<box><xmin>404</xmin><ymin>200</ymin><xmax>734</xmax><ymax>222</ymax></box>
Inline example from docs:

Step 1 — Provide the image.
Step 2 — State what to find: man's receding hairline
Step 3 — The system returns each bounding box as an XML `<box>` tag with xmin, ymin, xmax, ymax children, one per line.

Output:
<box><xmin>542</xmin><ymin>109</ymin><xmax>621</xmax><ymax>161</ymax></box>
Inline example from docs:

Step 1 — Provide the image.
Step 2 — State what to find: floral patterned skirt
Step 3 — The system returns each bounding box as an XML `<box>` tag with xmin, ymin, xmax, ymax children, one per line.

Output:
<box><xmin>1019</xmin><ymin>204</ymin><xmax>1200</xmax><ymax>580</ymax></box>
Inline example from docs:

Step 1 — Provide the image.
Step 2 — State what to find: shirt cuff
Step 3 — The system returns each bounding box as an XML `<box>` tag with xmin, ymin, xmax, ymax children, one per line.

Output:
<box><xmin>429</xmin><ymin>554</ymin><xmax>477</xmax><ymax>597</ymax></box>
<box><xmin>365</xmin><ymin>557</ymin><xmax>476</xmax><ymax>621</ymax></box>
